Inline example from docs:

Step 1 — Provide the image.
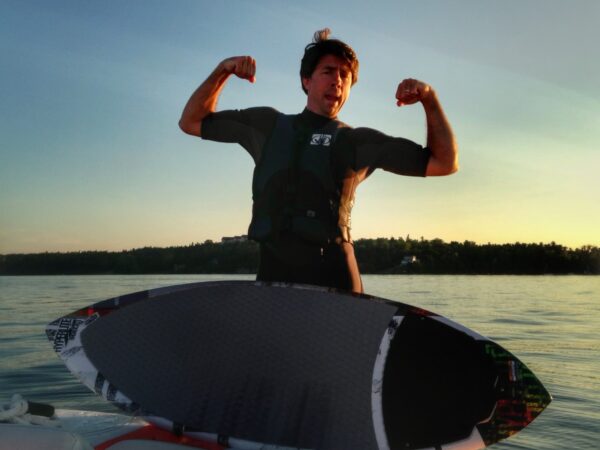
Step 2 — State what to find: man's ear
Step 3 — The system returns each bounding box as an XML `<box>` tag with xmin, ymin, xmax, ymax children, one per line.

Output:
<box><xmin>301</xmin><ymin>76</ymin><xmax>311</xmax><ymax>93</ymax></box>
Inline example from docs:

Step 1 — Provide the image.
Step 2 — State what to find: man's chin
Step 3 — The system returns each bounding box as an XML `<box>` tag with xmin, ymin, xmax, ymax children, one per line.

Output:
<box><xmin>308</xmin><ymin>103</ymin><xmax>339</xmax><ymax>118</ymax></box>
<box><xmin>324</xmin><ymin>104</ymin><xmax>341</xmax><ymax>118</ymax></box>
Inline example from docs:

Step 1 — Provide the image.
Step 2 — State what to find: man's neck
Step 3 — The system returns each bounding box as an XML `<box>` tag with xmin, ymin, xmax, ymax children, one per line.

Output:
<box><xmin>305</xmin><ymin>104</ymin><xmax>337</xmax><ymax>120</ymax></box>
<box><xmin>299</xmin><ymin>107</ymin><xmax>335</xmax><ymax>129</ymax></box>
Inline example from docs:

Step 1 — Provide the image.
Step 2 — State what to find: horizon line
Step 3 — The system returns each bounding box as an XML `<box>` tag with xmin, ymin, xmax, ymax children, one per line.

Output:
<box><xmin>2</xmin><ymin>236</ymin><xmax>598</xmax><ymax>256</ymax></box>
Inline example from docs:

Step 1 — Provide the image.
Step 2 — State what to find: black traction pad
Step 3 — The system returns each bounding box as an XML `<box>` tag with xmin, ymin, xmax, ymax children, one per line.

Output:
<box><xmin>82</xmin><ymin>283</ymin><xmax>397</xmax><ymax>449</ymax></box>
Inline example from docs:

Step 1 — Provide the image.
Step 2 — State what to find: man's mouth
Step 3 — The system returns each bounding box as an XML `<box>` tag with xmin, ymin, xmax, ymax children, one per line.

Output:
<box><xmin>325</xmin><ymin>94</ymin><xmax>340</xmax><ymax>103</ymax></box>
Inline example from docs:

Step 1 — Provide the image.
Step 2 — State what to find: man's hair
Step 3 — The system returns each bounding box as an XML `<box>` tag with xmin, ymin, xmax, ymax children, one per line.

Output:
<box><xmin>300</xmin><ymin>28</ymin><xmax>359</xmax><ymax>94</ymax></box>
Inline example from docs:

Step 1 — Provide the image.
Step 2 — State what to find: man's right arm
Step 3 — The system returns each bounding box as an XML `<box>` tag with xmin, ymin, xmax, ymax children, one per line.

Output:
<box><xmin>178</xmin><ymin>56</ymin><xmax>256</xmax><ymax>137</ymax></box>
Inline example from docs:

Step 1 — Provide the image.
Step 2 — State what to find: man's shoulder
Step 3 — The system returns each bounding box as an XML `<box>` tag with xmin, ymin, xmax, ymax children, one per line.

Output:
<box><xmin>201</xmin><ymin>106</ymin><xmax>282</xmax><ymax>144</ymax></box>
<box><xmin>208</xmin><ymin>106</ymin><xmax>280</xmax><ymax>121</ymax></box>
<box><xmin>334</xmin><ymin>118</ymin><xmax>352</xmax><ymax>130</ymax></box>
<box><xmin>243</xmin><ymin>106</ymin><xmax>280</xmax><ymax>116</ymax></box>
<box><xmin>207</xmin><ymin>106</ymin><xmax>280</xmax><ymax>133</ymax></box>
<box><xmin>338</xmin><ymin>125</ymin><xmax>388</xmax><ymax>144</ymax></box>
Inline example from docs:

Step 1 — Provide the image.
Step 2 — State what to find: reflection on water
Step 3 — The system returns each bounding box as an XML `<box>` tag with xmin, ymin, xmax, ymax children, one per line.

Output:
<box><xmin>1</xmin><ymin>274</ymin><xmax>599</xmax><ymax>449</ymax></box>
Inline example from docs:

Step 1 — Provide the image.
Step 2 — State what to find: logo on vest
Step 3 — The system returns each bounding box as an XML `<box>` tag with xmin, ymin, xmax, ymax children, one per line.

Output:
<box><xmin>310</xmin><ymin>134</ymin><xmax>332</xmax><ymax>146</ymax></box>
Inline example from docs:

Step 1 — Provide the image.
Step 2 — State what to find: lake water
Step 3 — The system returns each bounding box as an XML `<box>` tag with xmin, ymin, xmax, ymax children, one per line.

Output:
<box><xmin>1</xmin><ymin>275</ymin><xmax>598</xmax><ymax>449</ymax></box>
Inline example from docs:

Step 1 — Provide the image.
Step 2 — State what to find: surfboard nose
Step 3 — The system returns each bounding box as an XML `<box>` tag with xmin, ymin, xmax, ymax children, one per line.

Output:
<box><xmin>380</xmin><ymin>312</ymin><xmax>552</xmax><ymax>449</ymax></box>
<box><xmin>475</xmin><ymin>346</ymin><xmax>552</xmax><ymax>447</ymax></box>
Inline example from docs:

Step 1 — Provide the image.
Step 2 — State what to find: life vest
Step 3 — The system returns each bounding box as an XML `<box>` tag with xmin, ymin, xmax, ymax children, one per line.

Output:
<box><xmin>248</xmin><ymin>113</ymin><xmax>347</xmax><ymax>246</ymax></box>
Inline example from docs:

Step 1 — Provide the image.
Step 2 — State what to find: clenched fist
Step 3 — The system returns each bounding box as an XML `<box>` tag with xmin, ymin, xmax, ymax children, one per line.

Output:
<box><xmin>396</xmin><ymin>78</ymin><xmax>433</xmax><ymax>107</ymax></box>
<box><xmin>221</xmin><ymin>56</ymin><xmax>256</xmax><ymax>83</ymax></box>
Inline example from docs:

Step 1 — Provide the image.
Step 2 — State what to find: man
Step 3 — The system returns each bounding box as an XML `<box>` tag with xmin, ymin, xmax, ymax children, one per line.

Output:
<box><xmin>179</xmin><ymin>29</ymin><xmax>458</xmax><ymax>293</ymax></box>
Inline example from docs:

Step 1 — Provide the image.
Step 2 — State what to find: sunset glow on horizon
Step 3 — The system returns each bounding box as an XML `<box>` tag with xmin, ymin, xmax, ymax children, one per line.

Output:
<box><xmin>2</xmin><ymin>1</ymin><xmax>599</xmax><ymax>254</ymax></box>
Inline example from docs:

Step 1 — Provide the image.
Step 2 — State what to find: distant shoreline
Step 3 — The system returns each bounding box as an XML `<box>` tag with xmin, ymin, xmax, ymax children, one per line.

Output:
<box><xmin>1</xmin><ymin>238</ymin><xmax>598</xmax><ymax>275</ymax></box>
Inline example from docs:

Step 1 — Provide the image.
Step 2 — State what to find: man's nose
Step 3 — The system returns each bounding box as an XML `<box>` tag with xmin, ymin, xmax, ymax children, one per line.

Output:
<box><xmin>331</xmin><ymin>71</ymin><xmax>342</xmax><ymax>87</ymax></box>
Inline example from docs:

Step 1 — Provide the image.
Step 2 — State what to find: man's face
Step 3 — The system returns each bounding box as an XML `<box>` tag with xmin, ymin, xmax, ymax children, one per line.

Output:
<box><xmin>302</xmin><ymin>54</ymin><xmax>353</xmax><ymax>118</ymax></box>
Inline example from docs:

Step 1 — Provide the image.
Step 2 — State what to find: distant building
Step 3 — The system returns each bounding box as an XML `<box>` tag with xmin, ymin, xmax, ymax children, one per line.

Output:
<box><xmin>401</xmin><ymin>255</ymin><xmax>418</xmax><ymax>266</ymax></box>
<box><xmin>221</xmin><ymin>235</ymin><xmax>248</xmax><ymax>243</ymax></box>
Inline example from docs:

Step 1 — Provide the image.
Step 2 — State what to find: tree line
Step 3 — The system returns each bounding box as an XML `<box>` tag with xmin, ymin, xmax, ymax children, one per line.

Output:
<box><xmin>1</xmin><ymin>238</ymin><xmax>598</xmax><ymax>275</ymax></box>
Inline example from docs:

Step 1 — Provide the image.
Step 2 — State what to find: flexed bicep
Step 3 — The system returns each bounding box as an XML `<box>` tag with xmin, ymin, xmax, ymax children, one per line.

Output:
<box><xmin>179</xmin><ymin>56</ymin><xmax>257</xmax><ymax>137</ymax></box>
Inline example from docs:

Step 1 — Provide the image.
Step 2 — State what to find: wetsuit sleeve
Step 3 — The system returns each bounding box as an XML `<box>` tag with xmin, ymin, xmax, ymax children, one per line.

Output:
<box><xmin>348</xmin><ymin>127</ymin><xmax>431</xmax><ymax>177</ymax></box>
<box><xmin>201</xmin><ymin>107</ymin><xmax>278</xmax><ymax>163</ymax></box>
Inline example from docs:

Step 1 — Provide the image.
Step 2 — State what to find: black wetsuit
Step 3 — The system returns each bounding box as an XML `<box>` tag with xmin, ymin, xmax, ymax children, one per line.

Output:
<box><xmin>201</xmin><ymin>107</ymin><xmax>430</xmax><ymax>292</ymax></box>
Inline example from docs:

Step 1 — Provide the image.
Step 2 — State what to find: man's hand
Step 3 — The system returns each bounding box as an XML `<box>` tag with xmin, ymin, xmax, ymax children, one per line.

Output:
<box><xmin>221</xmin><ymin>56</ymin><xmax>256</xmax><ymax>83</ymax></box>
<box><xmin>395</xmin><ymin>78</ymin><xmax>432</xmax><ymax>107</ymax></box>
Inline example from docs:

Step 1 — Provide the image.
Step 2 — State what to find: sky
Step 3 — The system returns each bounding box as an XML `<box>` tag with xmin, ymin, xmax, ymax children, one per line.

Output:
<box><xmin>1</xmin><ymin>0</ymin><xmax>599</xmax><ymax>254</ymax></box>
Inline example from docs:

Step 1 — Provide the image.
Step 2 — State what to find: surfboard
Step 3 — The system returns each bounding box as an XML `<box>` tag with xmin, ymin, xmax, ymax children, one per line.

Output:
<box><xmin>46</xmin><ymin>281</ymin><xmax>551</xmax><ymax>450</ymax></box>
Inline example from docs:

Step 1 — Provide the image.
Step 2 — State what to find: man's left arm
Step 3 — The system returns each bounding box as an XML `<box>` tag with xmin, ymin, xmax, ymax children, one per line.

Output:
<box><xmin>396</xmin><ymin>79</ymin><xmax>458</xmax><ymax>176</ymax></box>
